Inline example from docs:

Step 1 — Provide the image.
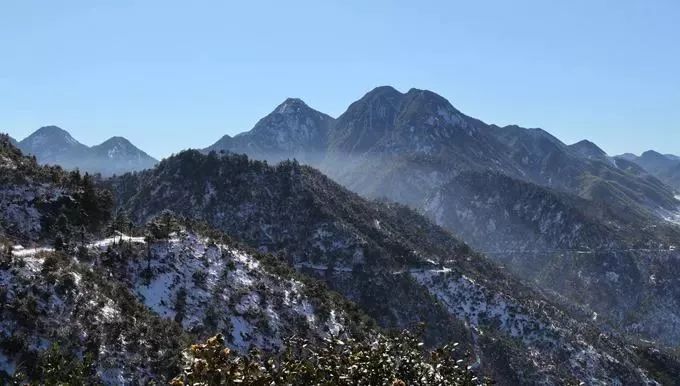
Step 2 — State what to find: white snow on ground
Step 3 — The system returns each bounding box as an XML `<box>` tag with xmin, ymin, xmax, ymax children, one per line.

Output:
<box><xmin>11</xmin><ymin>246</ymin><xmax>54</xmax><ymax>257</ymax></box>
<box><xmin>124</xmin><ymin>232</ymin><xmax>351</xmax><ymax>352</ymax></box>
<box><xmin>659</xmin><ymin>208</ymin><xmax>680</xmax><ymax>225</ymax></box>
<box><xmin>88</xmin><ymin>233</ymin><xmax>146</xmax><ymax>248</ymax></box>
<box><xmin>411</xmin><ymin>270</ymin><xmax>542</xmax><ymax>340</ymax></box>
<box><xmin>0</xmin><ymin>241</ymin><xmax>148</xmax><ymax>384</ymax></box>
<box><xmin>11</xmin><ymin>233</ymin><xmax>145</xmax><ymax>257</ymax></box>
<box><xmin>3</xmin><ymin>230</ymin><xmax>353</xmax><ymax>382</ymax></box>
<box><xmin>412</xmin><ymin>269</ymin><xmax>632</xmax><ymax>385</ymax></box>
<box><xmin>0</xmin><ymin>185</ymin><xmax>67</xmax><ymax>239</ymax></box>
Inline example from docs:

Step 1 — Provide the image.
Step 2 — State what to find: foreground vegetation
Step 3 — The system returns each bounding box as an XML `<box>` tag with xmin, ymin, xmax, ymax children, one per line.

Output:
<box><xmin>171</xmin><ymin>329</ymin><xmax>489</xmax><ymax>386</ymax></box>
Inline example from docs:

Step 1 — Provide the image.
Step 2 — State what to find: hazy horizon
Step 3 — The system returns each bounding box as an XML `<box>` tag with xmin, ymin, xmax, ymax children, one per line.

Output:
<box><xmin>2</xmin><ymin>0</ymin><xmax>678</xmax><ymax>159</ymax></box>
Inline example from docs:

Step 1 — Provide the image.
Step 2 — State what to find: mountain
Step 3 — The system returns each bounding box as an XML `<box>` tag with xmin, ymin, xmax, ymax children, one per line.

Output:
<box><xmin>0</xmin><ymin>222</ymin><xmax>374</xmax><ymax>383</ymax></box>
<box><xmin>421</xmin><ymin>170</ymin><xmax>680</xmax><ymax>345</ymax></box>
<box><xmin>205</xmin><ymin>98</ymin><xmax>334</xmax><ymax>165</ymax></box>
<box><xmin>0</xmin><ymin>138</ymin><xmax>378</xmax><ymax>383</ymax></box>
<box><xmin>0</xmin><ymin>134</ymin><xmax>113</xmax><ymax>244</ymax></box>
<box><xmin>568</xmin><ymin>139</ymin><xmax>611</xmax><ymax>163</ymax></box>
<box><xmin>18</xmin><ymin>126</ymin><xmax>90</xmax><ymax>169</ymax></box>
<box><xmin>88</xmin><ymin>136</ymin><xmax>158</xmax><ymax>176</ymax></box>
<box><xmin>17</xmin><ymin>126</ymin><xmax>157</xmax><ymax>176</ymax></box>
<box><xmin>618</xmin><ymin>151</ymin><xmax>680</xmax><ymax>191</ymax></box>
<box><xmin>204</xmin><ymin>86</ymin><xmax>680</xmax><ymax>347</ymax></box>
<box><xmin>109</xmin><ymin>149</ymin><xmax>680</xmax><ymax>384</ymax></box>
<box><xmin>207</xmin><ymin>86</ymin><xmax>677</xmax><ymax>214</ymax></box>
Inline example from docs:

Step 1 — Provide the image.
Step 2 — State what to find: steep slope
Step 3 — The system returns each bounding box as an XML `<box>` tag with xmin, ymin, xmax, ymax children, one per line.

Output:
<box><xmin>422</xmin><ymin>170</ymin><xmax>680</xmax><ymax>346</ymax></box>
<box><xmin>0</xmin><ymin>135</ymin><xmax>112</xmax><ymax>244</ymax></box>
<box><xmin>109</xmin><ymin>150</ymin><xmax>680</xmax><ymax>384</ymax></box>
<box><xmin>17</xmin><ymin>126</ymin><xmax>157</xmax><ymax>176</ymax></box>
<box><xmin>0</xmin><ymin>138</ymin><xmax>383</xmax><ymax>384</ymax></box>
<box><xmin>486</xmin><ymin>125</ymin><xmax>677</xmax><ymax>213</ymax></box>
<box><xmin>0</xmin><ymin>246</ymin><xmax>190</xmax><ymax>384</ymax></box>
<box><xmin>321</xmin><ymin>87</ymin><xmax>522</xmax><ymax>207</ymax></box>
<box><xmin>1</xmin><ymin>223</ymin><xmax>374</xmax><ymax>384</ymax></box>
<box><xmin>206</xmin><ymin>98</ymin><xmax>334</xmax><ymax>165</ymax></box>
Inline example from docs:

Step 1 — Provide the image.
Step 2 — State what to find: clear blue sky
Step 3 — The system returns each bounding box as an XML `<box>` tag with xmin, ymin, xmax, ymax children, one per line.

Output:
<box><xmin>1</xmin><ymin>0</ymin><xmax>678</xmax><ymax>159</ymax></box>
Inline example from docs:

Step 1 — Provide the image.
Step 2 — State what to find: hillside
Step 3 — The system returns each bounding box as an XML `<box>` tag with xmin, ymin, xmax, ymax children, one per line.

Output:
<box><xmin>618</xmin><ymin>151</ymin><xmax>680</xmax><ymax>191</ymax></box>
<box><xmin>0</xmin><ymin>134</ymin><xmax>112</xmax><ymax>244</ymax></box>
<box><xmin>109</xmin><ymin>149</ymin><xmax>680</xmax><ymax>384</ymax></box>
<box><xmin>0</xmin><ymin>138</ymin><xmax>377</xmax><ymax>384</ymax></box>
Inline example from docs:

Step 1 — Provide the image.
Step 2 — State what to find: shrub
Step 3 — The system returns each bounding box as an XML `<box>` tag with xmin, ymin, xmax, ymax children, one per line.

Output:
<box><xmin>171</xmin><ymin>330</ymin><xmax>491</xmax><ymax>385</ymax></box>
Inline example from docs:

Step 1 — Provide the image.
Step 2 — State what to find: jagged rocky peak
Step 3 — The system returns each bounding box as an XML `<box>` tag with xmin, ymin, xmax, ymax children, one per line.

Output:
<box><xmin>273</xmin><ymin>97</ymin><xmax>313</xmax><ymax>114</ymax></box>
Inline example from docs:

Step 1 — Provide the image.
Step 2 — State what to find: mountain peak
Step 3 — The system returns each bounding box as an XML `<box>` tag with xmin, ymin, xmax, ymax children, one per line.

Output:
<box><xmin>640</xmin><ymin>150</ymin><xmax>669</xmax><ymax>161</ymax></box>
<box><xmin>20</xmin><ymin>125</ymin><xmax>85</xmax><ymax>150</ymax></box>
<box><xmin>274</xmin><ymin>98</ymin><xmax>311</xmax><ymax>114</ymax></box>
<box><xmin>26</xmin><ymin>125</ymin><xmax>78</xmax><ymax>143</ymax></box>
<box><xmin>98</xmin><ymin>136</ymin><xmax>135</xmax><ymax>148</ymax></box>
<box><xmin>91</xmin><ymin>136</ymin><xmax>157</xmax><ymax>163</ymax></box>
<box><xmin>361</xmin><ymin>85</ymin><xmax>403</xmax><ymax>100</ymax></box>
<box><xmin>569</xmin><ymin>139</ymin><xmax>608</xmax><ymax>159</ymax></box>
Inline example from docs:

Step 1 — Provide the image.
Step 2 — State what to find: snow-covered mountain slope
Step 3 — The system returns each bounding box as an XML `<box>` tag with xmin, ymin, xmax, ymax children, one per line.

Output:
<box><xmin>421</xmin><ymin>170</ymin><xmax>680</xmax><ymax>346</ymax></box>
<box><xmin>0</xmin><ymin>224</ymin><xmax>375</xmax><ymax>384</ymax></box>
<box><xmin>17</xmin><ymin>126</ymin><xmax>157</xmax><ymax>176</ymax></box>
<box><xmin>0</xmin><ymin>135</ymin><xmax>112</xmax><ymax>243</ymax></box>
<box><xmin>0</xmin><ymin>246</ymin><xmax>190</xmax><ymax>384</ymax></box>
<box><xmin>109</xmin><ymin>149</ymin><xmax>680</xmax><ymax>384</ymax></box>
<box><xmin>120</xmin><ymin>231</ymin><xmax>370</xmax><ymax>351</ymax></box>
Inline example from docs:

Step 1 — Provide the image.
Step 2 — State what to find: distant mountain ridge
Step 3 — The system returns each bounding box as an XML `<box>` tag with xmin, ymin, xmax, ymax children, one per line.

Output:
<box><xmin>203</xmin><ymin>86</ymin><xmax>680</xmax><ymax>348</ymax></box>
<box><xmin>206</xmin><ymin>86</ymin><xmax>677</xmax><ymax>214</ymax></box>
<box><xmin>617</xmin><ymin>150</ymin><xmax>680</xmax><ymax>191</ymax></box>
<box><xmin>16</xmin><ymin>125</ymin><xmax>157</xmax><ymax>176</ymax></box>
